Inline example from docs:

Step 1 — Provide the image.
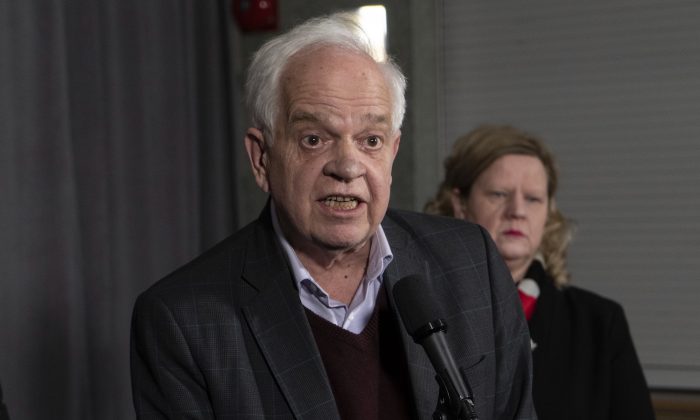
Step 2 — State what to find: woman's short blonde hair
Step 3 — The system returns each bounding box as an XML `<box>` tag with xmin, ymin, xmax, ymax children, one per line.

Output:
<box><xmin>425</xmin><ymin>124</ymin><xmax>574</xmax><ymax>286</ymax></box>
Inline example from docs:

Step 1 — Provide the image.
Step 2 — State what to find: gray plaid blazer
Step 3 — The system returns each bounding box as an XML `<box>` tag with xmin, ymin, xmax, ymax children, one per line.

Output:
<box><xmin>131</xmin><ymin>207</ymin><xmax>536</xmax><ymax>419</ymax></box>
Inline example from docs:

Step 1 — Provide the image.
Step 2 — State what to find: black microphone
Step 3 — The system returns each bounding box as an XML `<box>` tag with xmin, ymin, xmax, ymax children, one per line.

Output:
<box><xmin>393</xmin><ymin>274</ymin><xmax>478</xmax><ymax>420</ymax></box>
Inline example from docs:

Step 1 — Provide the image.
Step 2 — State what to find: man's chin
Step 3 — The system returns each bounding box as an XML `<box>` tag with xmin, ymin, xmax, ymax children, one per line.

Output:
<box><xmin>312</xmin><ymin>230</ymin><xmax>370</xmax><ymax>253</ymax></box>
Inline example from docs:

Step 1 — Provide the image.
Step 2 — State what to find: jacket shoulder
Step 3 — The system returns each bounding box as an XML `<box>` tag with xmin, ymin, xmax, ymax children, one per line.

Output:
<box><xmin>563</xmin><ymin>285</ymin><xmax>625</xmax><ymax>315</ymax></box>
<box><xmin>383</xmin><ymin>209</ymin><xmax>500</xmax><ymax>279</ymax></box>
<box><xmin>556</xmin><ymin>285</ymin><xmax>632</xmax><ymax>335</ymax></box>
<box><xmin>384</xmin><ymin>208</ymin><xmax>486</xmax><ymax>241</ymax></box>
<box><xmin>139</xmin><ymin>219</ymin><xmax>262</xmax><ymax>299</ymax></box>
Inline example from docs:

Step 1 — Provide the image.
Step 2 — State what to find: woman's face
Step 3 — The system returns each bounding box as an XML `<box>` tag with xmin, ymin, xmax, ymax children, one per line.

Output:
<box><xmin>451</xmin><ymin>154</ymin><xmax>549</xmax><ymax>279</ymax></box>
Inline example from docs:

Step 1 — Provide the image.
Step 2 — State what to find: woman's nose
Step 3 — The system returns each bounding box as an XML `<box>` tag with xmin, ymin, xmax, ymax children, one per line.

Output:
<box><xmin>507</xmin><ymin>194</ymin><xmax>526</xmax><ymax>218</ymax></box>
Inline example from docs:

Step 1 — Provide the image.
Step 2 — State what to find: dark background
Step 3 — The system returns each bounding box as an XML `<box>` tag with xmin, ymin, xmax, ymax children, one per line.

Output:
<box><xmin>0</xmin><ymin>1</ymin><xmax>414</xmax><ymax>418</ymax></box>
<box><xmin>2</xmin><ymin>1</ymin><xmax>699</xmax><ymax>419</ymax></box>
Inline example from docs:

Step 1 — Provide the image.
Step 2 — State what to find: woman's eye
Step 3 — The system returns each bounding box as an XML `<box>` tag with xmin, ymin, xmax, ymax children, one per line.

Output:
<box><xmin>302</xmin><ymin>135</ymin><xmax>322</xmax><ymax>147</ymax></box>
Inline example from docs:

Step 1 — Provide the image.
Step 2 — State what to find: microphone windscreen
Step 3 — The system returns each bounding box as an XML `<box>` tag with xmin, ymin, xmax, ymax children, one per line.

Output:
<box><xmin>392</xmin><ymin>274</ymin><xmax>445</xmax><ymax>338</ymax></box>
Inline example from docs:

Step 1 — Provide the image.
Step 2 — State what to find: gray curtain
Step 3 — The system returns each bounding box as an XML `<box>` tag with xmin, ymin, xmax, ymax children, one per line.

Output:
<box><xmin>0</xmin><ymin>1</ymin><xmax>237</xmax><ymax>419</ymax></box>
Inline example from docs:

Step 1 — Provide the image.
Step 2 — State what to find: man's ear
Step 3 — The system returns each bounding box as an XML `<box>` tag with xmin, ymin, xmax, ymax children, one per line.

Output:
<box><xmin>392</xmin><ymin>132</ymin><xmax>401</xmax><ymax>158</ymax></box>
<box><xmin>388</xmin><ymin>132</ymin><xmax>401</xmax><ymax>186</ymax></box>
<box><xmin>244</xmin><ymin>128</ymin><xmax>270</xmax><ymax>193</ymax></box>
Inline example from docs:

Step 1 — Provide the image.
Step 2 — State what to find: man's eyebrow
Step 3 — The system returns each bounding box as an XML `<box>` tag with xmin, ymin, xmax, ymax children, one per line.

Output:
<box><xmin>361</xmin><ymin>113</ymin><xmax>390</xmax><ymax>125</ymax></box>
<box><xmin>288</xmin><ymin>111</ymin><xmax>390</xmax><ymax>127</ymax></box>
<box><xmin>288</xmin><ymin>111</ymin><xmax>323</xmax><ymax>124</ymax></box>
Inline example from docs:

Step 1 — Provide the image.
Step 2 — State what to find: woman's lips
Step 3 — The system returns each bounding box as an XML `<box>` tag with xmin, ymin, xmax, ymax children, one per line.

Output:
<box><xmin>504</xmin><ymin>229</ymin><xmax>524</xmax><ymax>237</ymax></box>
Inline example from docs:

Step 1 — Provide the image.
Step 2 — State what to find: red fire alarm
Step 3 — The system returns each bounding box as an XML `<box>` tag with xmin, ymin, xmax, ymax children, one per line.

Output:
<box><xmin>233</xmin><ymin>0</ymin><xmax>278</xmax><ymax>32</ymax></box>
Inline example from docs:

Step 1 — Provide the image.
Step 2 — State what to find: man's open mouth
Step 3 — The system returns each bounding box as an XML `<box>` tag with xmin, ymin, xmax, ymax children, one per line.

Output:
<box><xmin>322</xmin><ymin>195</ymin><xmax>359</xmax><ymax>210</ymax></box>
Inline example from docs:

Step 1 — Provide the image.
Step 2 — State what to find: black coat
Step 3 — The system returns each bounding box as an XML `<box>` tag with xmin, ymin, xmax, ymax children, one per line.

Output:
<box><xmin>0</xmin><ymin>381</ymin><xmax>8</xmax><ymax>420</ymax></box>
<box><xmin>131</xmin><ymin>209</ymin><xmax>536</xmax><ymax>419</ymax></box>
<box><xmin>526</xmin><ymin>261</ymin><xmax>655</xmax><ymax>420</ymax></box>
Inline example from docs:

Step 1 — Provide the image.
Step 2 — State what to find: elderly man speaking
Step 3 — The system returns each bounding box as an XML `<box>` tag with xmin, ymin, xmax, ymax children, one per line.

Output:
<box><xmin>130</xmin><ymin>12</ymin><xmax>535</xmax><ymax>420</ymax></box>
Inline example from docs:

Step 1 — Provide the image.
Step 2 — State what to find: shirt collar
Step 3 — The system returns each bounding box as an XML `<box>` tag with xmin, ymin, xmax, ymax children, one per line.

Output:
<box><xmin>269</xmin><ymin>199</ymin><xmax>394</xmax><ymax>296</ymax></box>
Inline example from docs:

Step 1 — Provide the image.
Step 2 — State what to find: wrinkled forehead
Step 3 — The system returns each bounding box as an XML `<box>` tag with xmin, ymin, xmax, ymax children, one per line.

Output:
<box><xmin>284</xmin><ymin>44</ymin><xmax>378</xmax><ymax>75</ymax></box>
<box><xmin>280</xmin><ymin>46</ymin><xmax>391</xmax><ymax>107</ymax></box>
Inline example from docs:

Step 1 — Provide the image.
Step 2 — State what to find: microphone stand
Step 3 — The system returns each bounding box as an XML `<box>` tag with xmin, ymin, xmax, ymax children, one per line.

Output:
<box><xmin>415</xmin><ymin>321</ymin><xmax>478</xmax><ymax>420</ymax></box>
<box><xmin>432</xmin><ymin>368</ymin><xmax>478</xmax><ymax>420</ymax></box>
<box><xmin>391</xmin><ymin>272</ymin><xmax>479</xmax><ymax>420</ymax></box>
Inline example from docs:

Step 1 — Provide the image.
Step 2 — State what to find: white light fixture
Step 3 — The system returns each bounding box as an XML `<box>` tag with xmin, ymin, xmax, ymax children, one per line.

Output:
<box><xmin>355</xmin><ymin>5</ymin><xmax>387</xmax><ymax>62</ymax></box>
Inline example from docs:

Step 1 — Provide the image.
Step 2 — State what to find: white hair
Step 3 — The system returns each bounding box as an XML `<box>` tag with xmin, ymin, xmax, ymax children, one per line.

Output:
<box><xmin>244</xmin><ymin>12</ymin><xmax>407</xmax><ymax>143</ymax></box>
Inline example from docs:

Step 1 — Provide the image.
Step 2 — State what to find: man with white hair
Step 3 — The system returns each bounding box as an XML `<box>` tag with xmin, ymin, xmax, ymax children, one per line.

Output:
<box><xmin>131</xmin><ymin>12</ymin><xmax>535</xmax><ymax>419</ymax></box>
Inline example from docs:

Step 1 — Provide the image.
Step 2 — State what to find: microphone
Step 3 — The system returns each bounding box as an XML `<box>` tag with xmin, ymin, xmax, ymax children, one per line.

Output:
<box><xmin>393</xmin><ymin>274</ymin><xmax>478</xmax><ymax>420</ymax></box>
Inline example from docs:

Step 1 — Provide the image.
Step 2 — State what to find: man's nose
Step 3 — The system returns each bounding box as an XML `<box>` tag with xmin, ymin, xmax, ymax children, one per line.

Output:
<box><xmin>322</xmin><ymin>140</ymin><xmax>365</xmax><ymax>181</ymax></box>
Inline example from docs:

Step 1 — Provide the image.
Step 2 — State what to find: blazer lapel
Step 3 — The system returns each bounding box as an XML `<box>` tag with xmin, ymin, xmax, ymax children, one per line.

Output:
<box><xmin>239</xmin><ymin>208</ymin><xmax>443</xmax><ymax>419</ymax></box>
<box><xmin>382</xmin><ymin>215</ymin><xmax>440</xmax><ymax>419</ymax></box>
<box><xmin>240</xmin><ymin>208</ymin><xmax>340</xmax><ymax>420</ymax></box>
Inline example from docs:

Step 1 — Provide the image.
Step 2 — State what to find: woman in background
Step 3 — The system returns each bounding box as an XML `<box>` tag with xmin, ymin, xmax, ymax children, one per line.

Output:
<box><xmin>425</xmin><ymin>124</ymin><xmax>655</xmax><ymax>420</ymax></box>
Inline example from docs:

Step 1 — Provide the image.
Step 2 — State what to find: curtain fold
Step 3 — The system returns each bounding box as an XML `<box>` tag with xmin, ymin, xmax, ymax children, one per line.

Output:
<box><xmin>0</xmin><ymin>1</ymin><xmax>236</xmax><ymax>418</ymax></box>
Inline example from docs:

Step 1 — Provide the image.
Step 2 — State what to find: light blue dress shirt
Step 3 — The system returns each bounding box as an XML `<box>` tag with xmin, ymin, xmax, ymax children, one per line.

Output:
<box><xmin>270</xmin><ymin>201</ymin><xmax>393</xmax><ymax>334</ymax></box>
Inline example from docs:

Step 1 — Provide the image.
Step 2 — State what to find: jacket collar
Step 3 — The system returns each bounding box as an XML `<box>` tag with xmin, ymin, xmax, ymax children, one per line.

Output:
<box><xmin>381</xmin><ymin>212</ymin><xmax>440</xmax><ymax>418</ymax></box>
<box><xmin>241</xmin><ymin>203</ymin><xmax>340</xmax><ymax>419</ymax></box>
<box><xmin>241</xmin><ymin>206</ymin><xmax>438</xmax><ymax>419</ymax></box>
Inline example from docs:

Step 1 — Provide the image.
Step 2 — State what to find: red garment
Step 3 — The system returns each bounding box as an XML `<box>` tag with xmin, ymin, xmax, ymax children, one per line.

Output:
<box><xmin>305</xmin><ymin>288</ymin><xmax>415</xmax><ymax>420</ymax></box>
<box><xmin>517</xmin><ymin>279</ymin><xmax>540</xmax><ymax>321</ymax></box>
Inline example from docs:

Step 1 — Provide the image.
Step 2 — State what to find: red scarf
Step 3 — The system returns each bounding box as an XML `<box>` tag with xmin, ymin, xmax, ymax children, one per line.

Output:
<box><xmin>517</xmin><ymin>278</ymin><xmax>540</xmax><ymax>321</ymax></box>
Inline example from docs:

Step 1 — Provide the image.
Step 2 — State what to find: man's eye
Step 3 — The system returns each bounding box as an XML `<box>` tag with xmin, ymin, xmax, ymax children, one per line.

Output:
<box><xmin>301</xmin><ymin>135</ymin><xmax>322</xmax><ymax>147</ymax></box>
<box><xmin>365</xmin><ymin>136</ymin><xmax>383</xmax><ymax>149</ymax></box>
